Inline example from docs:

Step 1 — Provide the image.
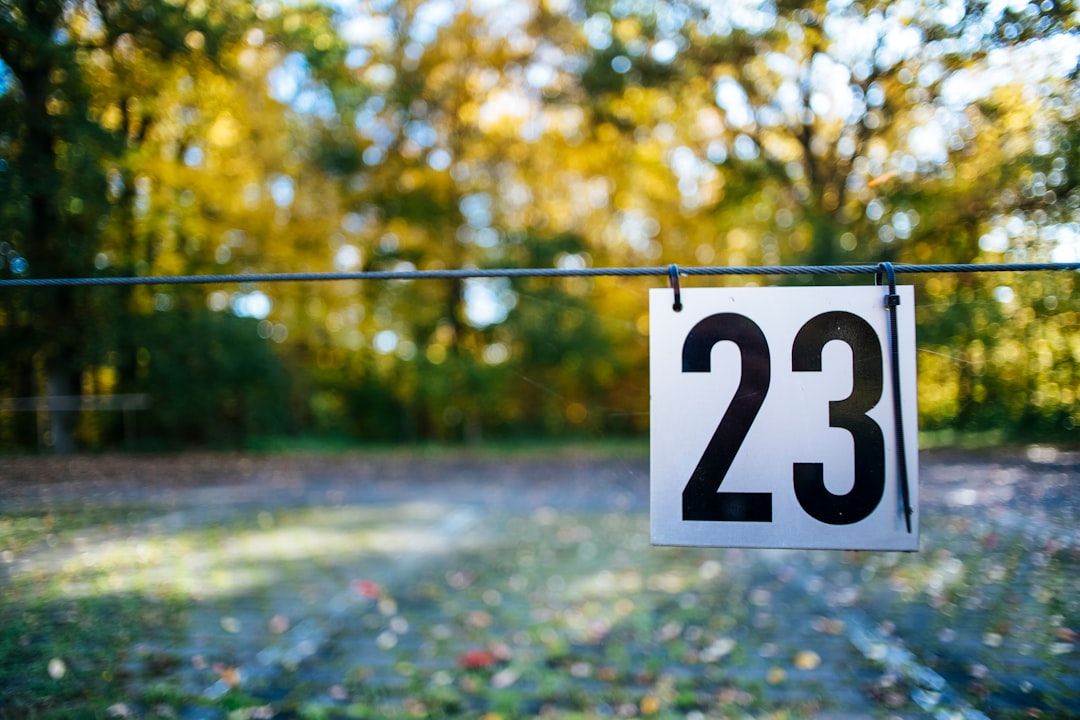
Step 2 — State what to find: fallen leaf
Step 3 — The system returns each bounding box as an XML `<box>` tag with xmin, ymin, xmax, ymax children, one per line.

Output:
<box><xmin>597</xmin><ymin>666</ymin><xmax>619</xmax><ymax>681</ymax></box>
<box><xmin>718</xmin><ymin>688</ymin><xmax>752</xmax><ymax>706</ymax></box>
<box><xmin>491</xmin><ymin>668</ymin><xmax>519</xmax><ymax>688</ymax></box>
<box><xmin>47</xmin><ymin>658</ymin><xmax>66</xmax><ymax>680</ymax></box>
<box><xmin>811</xmin><ymin>617</ymin><xmax>845</xmax><ymax>635</ymax></box>
<box><xmin>353</xmin><ymin>579</ymin><xmax>382</xmax><ymax>598</ymax></box>
<box><xmin>269</xmin><ymin>614</ymin><xmax>290</xmax><ymax>634</ymax></box>
<box><xmin>1055</xmin><ymin>627</ymin><xmax>1078</xmax><ymax>642</ymax></box>
<box><xmin>489</xmin><ymin>641</ymin><xmax>512</xmax><ymax>661</ymax></box>
<box><xmin>794</xmin><ymin>650</ymin><xmax>821</xmax><ymax>670</ymax></box>
<box><xmin>213</xmin><ymin>664</ymin><xmax>241</xmax><ymax>687</ymax></box>
<box><xmin>570</xmin><ymin>661</ymin><xmax>591</xmax><ymax>678</ymax></box>
<box><xmin>701</xmin><ymin>637</ymin><xmax>736</xmax><ymax>661</ymax></box>
<box><xmin>458</xmin><ymin>649</ymin><xmax>496</xmax><ymax>670</ymax></box>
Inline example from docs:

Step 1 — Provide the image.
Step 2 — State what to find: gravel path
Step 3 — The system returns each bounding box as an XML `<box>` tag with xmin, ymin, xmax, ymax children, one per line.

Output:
<box><xmin>1</xmin><ymin>447</ymin><xmax>1077</xmax><ymax>719</ymax></box>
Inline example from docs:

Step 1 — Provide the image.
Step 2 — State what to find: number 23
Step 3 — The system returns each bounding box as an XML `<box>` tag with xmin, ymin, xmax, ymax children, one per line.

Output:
<box><xmin>681</xmin><ymin>311</ymin><xmax>885</xmax><ymax>525</ymax></box>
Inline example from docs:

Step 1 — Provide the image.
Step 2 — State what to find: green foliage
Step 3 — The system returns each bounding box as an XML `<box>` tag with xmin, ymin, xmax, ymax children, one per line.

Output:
<box><xmin>0</xmin><ymin>586</ymin><xmax>190</xmax><ymax>718</ymax></box>
<box><xmin>1</xmin><ymin>0</ymin><xmax>1079</xmax><ymax>450</ymax></box>
<box><xmin>129</xmin><ymin>309</ymin><xmax>294</xmax><ymax>448</ymax></box>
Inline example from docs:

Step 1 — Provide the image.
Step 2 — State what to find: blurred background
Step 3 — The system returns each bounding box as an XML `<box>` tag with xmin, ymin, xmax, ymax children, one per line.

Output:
<box><xmin>1</xmin><ymin>0</ymin><xmax>1078</xmax><ymax>453</ymax></box>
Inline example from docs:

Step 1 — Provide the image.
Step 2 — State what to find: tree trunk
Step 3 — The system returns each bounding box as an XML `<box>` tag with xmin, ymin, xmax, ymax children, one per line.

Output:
<box><xmin>45</xmin><ymin>362</ymin><xmax>79</xmax><ymax>453</ymax></box>
<box><xmin>14</xmin><ymin>2</ymin><xmax>89</xmax><ymax>452</ymax></box>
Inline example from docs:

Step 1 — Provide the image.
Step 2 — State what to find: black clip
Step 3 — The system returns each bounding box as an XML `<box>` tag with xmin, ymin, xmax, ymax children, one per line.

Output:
<box><xmin>877</xmin><ymin>261</ymin><xmax>913</xmax><ymax>534</ymax></box>
<box><xmin>668</xmin><ymin>264</ymin><xmax>683</xmax><ymax>312</ymax></box>
<box><xmin>876</xmin><ymin>261</ymin><xmax>901</xmax><ymax>307</ymax></box>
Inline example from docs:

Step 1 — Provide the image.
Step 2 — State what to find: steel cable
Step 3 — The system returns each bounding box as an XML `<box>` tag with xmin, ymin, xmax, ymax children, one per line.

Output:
<box><xmin>0</xmin><ymin>262</ymin><xmax>1077</xmax><ymax>288</ymax></box>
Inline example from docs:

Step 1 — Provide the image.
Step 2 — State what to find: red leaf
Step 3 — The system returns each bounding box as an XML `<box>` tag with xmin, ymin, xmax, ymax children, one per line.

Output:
<box><xmin>458</xmin><ymin>649</ymin><xmax>496</xmax><ymax>670</ymax></box>
<box><xmin>353</xmin><ymin>580</ymin><xmax>382</xmax><ymax>598</ymax></box>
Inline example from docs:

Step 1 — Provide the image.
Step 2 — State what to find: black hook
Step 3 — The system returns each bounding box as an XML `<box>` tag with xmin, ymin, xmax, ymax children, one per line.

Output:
<box><xmin>876</xmin><ymin>261</ymin><xmax>901</xmax><ymax>307</ymax></box>
<box><xmin>877</xmin><ymin>261</ymin><xmax>912</xmax><ymax>533</ymax></box>
<box><xmin>668</xmin><ymin>264</ymin><xmax>683</xmax><ymax>312</ymax></box>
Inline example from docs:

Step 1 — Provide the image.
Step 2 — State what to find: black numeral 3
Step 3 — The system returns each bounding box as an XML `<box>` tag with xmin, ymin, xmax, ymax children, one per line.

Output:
<box><xmin>791</xmin><ymin>312</ymin><xmax>885</xmax><ymax>525</ymax></box>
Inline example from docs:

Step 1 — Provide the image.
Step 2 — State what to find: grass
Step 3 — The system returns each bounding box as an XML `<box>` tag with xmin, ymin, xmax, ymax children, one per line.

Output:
<box><xmin>1</xmin><ymin>497</ymin><xmax>853</xmax><ymax>719</ymax></box>
<box><xmin>917</xmin><ymin>428</ymin><xmax>1011</xmax><ymax>450</ymax></box>
<box><xmin>0</xmin><ymin>566</ymin><xmax>191</xmax><ymax>718</ymax></box>
<box><xmin>0</xmin><ymin>506</ymin><xmax>164</xmax><ymax>558</ymax></box>
<box><xmin>917</xmin><ymin>427</ymin><xmax>1080</xmax><ymax>452</ymax></box>
<box><xmin>242</xmin><ymin>434</ymin><xmax>651</xmax><ymax>460</ymax></box>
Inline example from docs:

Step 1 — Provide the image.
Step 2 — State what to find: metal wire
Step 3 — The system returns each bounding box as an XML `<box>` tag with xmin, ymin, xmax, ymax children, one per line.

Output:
<box><xmin>0</xmin><ymin>262</ymin><xmax>1077</xmax><ymax>287</ymax></box>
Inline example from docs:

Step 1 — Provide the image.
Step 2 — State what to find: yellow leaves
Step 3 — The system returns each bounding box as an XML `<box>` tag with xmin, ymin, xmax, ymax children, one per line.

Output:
<box><xmin>636</xmin><ymin>313</ymin><xmax>650</xmax><ymax>335</ymax></box>
<box><xmin>100</xmin><ymin>105</ymin><xmax>124</xmax><ymax>132</ymax></box>
<box><xmin>596</xmin><ymin>122</ymin><xmax>621</xmax><ymax>144</ymax></box>
<box><xmin>924</xmin><ymin>276</ymin><xmax>954</xmax><ymax>300</ymax></box>
<box><xmin>458</xmin><ymin>100</ymin><xmax>480</xmax><ymax>126</ymax></box>
<box><xmin>565</xmin><ymin>402</ymin><xmax>588</xmax><ymax>424</ymax></box>
<box><xmin>918</xmin><ymin>347</ymin><xmax>961</xmax><ymax>422</ymax></box>
<box><xmin>46</xmin><ymin>95</ymin><xmax>69</xmax><ymax>117</ymax></box>
<box><xmin>426</xmin><ymin>62</ymin><xmax>457</xmax><ymax>94</ymax></box>
<box><xmin>185</xmin><ymin>31</ymin><xmax>206</xmax><ymax>52</ymax></box>
<box><xmin>209</xmin><ymin>113</ymin><xmax>240</xmax><ymax>147</ymax></box>
<box><xmin>426</xmin><ymin>343</ymin><xmax>448</xmax><ymax>365</ymax></box>
<box><xmin>476</xmin><ymin>91</ymin><xmax>534</xmax><ymax>135</ymax></box>
<box><xmin>692</xmin><ymin>106</ymin><xmax>724</xmax><ymax>142</ymax></box>
<box><xmin>616</xmin><ymin>86</ymin><xmax>678</xmax><ymax>126</ymax></box>
<box><xmin>397</xmin><ymin>168</ymin><xmax>424</xmax><ymax>191</ymax></box>
<box><xmin>613</xmin><ymin>17</ymin><xmax>642</xmax><ymax>44</ymax></box>
<box><xmin>683</xmin><ymin>75</ymin><xmax>711</xmax><ymax>99</ymax></box>
<box><xmin>766</xmin><ymin>666</ymin><xmax>786</xmax><ymax>684</ymax></box>
<box><xmin>967</xmin><ymin>339</ymin><xmax>987</xmax><ymax>375</ymax></box>
<box><xmin>759</xmin><ymin>129</ymin><xmax>803</xmax><ymax>164</ymax></box>
<box><xmin>793</xmin><ymin>650</ymin><xmax>821</xmax><ymax>670</ymax></box>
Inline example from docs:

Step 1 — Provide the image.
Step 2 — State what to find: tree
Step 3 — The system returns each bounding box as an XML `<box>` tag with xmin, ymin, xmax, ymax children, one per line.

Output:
<box><xmin>0</xmin><ymin>0</ymin><xmax>344</xmax><ymax>450</ymax></box>
<box><xmin>0</xmin><ymin>1</ymin><xmax>114</xmax><ymax>451</ymax></box>
<box><xmin>558</xmin><ymin>0</ymin><xmax>1080</xmax><ymax>435</ymax></box>
<box><xmin>2</xmin><ymin>0</ymin><xmax>1077</xmax><ymax>449</ymax></box>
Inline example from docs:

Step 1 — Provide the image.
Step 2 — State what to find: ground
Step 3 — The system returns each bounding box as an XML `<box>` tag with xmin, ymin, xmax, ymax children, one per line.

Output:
<box><xmin>0</xmin><ymin>446</ymin><xmax>1078</xmax><ymax>719</ymax></box>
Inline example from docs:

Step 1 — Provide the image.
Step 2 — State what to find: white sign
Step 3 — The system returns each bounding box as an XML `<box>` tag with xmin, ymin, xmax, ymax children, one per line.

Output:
<box><xmin>650</xmin><ymin>286</ymin><xmax>919</xmax><ymax>551</ymax></box>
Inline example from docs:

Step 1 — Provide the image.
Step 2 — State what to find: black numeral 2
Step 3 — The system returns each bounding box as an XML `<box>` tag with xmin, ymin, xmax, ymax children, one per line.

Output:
<box><xmin>681</xmin><ymin>311</ymin><xmax>885</xmax><ymax>525</ymax></box>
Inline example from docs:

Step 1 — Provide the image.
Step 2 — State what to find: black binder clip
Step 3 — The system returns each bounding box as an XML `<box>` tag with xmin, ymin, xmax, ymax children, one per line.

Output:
<box><xmin>668</xmin><ymin>264</ymin><xmax>683</xmax><ymax>312</ymax></box>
